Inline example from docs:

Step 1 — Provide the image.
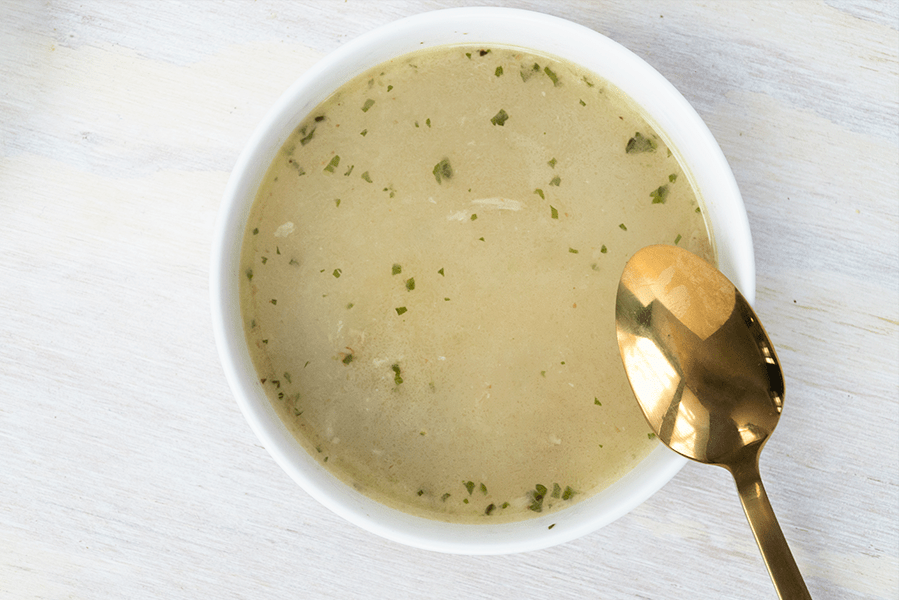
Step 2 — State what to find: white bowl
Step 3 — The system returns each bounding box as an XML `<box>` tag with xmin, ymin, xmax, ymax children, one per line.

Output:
<box><xmin>210</xmin><ymin>7</ymin><xmax>754</xmax><ymax>554</ymax></box>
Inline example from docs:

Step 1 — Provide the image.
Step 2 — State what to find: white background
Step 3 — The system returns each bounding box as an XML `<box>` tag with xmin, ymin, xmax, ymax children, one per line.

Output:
<box><xmin>1</xmin><ymin>1</ymin><xmax>896</xmax><ymax>598</ymax></box>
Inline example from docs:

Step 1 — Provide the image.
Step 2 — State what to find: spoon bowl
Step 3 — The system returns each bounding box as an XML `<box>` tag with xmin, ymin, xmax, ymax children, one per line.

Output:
<box><xmin>616</xmin><ymin>244</ymin><xmax>810</xmax><ymax>599</ymax></box>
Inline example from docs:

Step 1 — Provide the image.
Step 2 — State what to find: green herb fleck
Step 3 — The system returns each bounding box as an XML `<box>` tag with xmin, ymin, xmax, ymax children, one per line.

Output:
<box><xmin>441</xmin><ymin>493</ymin><xmax>451</xmax><ymax>502</ymax></box>
<box><xmin>395</xmin><ymin>306</ymin><xmax>407</xmax><ymax>316</ymax></box>
<box><xmin>650</xmin><ymin>185</ymin><xmax>669</xmax><ymax>204</ymax></box>
<box><xmin>432</xmin><ymin>158</ymin><xmax>453</xmax><ymax>184</ymax></box>
<box><xmin>405</xmin><ymin>277</ymin><xmax>415</xmax><ymax>291</ymax></box>
<box><xmin>360</xmin><ymin>129</ymin><xmax>368</xmax><ymax>136</ymax></box>
<box><xmin>552</xmin><ymin>483</ymin><xmax>562</xmax><ymax>499</ymax></box>
<box><xmin>417</xmin><ymin>489</ymin><xmax>424</xmax><ymax>496</ymax></box>
<box><xmin>361</xmin><ymin>99</ymin><xmax>375</xmax><ymax>112</ymax></box>
<box><xmin>289</xmin><ymin>258</ymin><xmax>299</xmax><ymax>266</ymax></box>
<box><xmin>463</xmin><ymin>498</ymin><xmax>469</xmax><ymax>504</ymax></box>
<box><xmin>547</xmin><ymin>157</ymin><xmax>557</xmax><ymax>168</ymax></box>
<box><xmin>470</xmin><ymin>213</ymin><xmax>477</xmax><ymax>221</ymax></box>
<box><xmin>261</xmin><ymin>256</ymin><xmax>268</xmax><ymax>264</ymax></box>
<box><xmin>444</xmin><ymin>297</ymin><xmax>450</xmax><ymax>301</ymax></box>
<box><xmin>667</xmin><ymin>148</ymin><xmax>672</xmax><ymax>158</ymax></box>
<box><xmin>322</xmin><ymin>155</ymin><xmax>340</xmax><ymax>173</ymax></box>
<box><xmin>464</xmin><ymin>481</ymin><xmax>475</xmax><ymax>495</ymax></box>
<box><xmin>669</xmin><ymin>173</ymin><xmax>678</xmax><ymax>183</ymax></box>
<box><xmin>548</xmin><ymin>523</ymin><xmax>556</xmax><ymax>530</ymax></box>
<box><xmin>276</xmin><ymin>246</ymin><xmax>281</xmax><ymax>255</ymax></box>
<box><xmin>485</xmin><ymin>503</ymin><xmax>496</xmax><ymax>516</ymax></box>
<box><xmin>594</xmin><ymin>397</ymin><xmax>602</xmax><ymax>406</ymax></box>
<box><xmin>619</xmin><ymin>223</ymin><xmax>627</xmax><ymax>231</ymax></box>
<box><xmin>391</xmin><ymin>363</ymin><xmax>403</xmax><ymax>385</ymax></box>
<box><xmin>583</xmin><ymin>76</ymin><xmax>595</xmax><ymax>87</ymax></box>
<box><xmin>343</xmin><ymin>164</ymin><xmax>354</xmax><ymax>176</ymax></box>
<box><xmin>528</xmin><ymin>484</ymin><xmax>547</xmax><ymax>512</ymax></box>
<box><xmin>387</xmin><ymin>85</ymin><xmax>393</xmax><ymax>92</ymax></box>
<box><xmin>414</xmin><ymin>121</ymin><xmax>419</xmax><ymax>128</ymax></box>
<box><xmin>534</xmin><ymin>188</ymin><xmax>545</xmax><ymax>200</ymax></box>
<box><xmin>549</xmin><ymin>175</ymin><xmax>561</xmax><ymax>186</ymax></box>
<box><xmin>304</xmin><ymin>361</ymin><xmax>310</xmax><ymax>368</ymax></box>
<box><xmin>494</xmin><ymin>66</ymin><xmax>503</xmax><ymax>77</ymax></box>
<box><xmin>626</xmin><ymin>132</ymin><xmax>657</xmax><ymax>153</ymax></box>
<box><xmin>562</xmin><ymin>486</ymin><xmax>576</xmax><ymax>501</ymax></box>
<box><xmin>426</xmin><ymin>118</ymin><xmax>431</xmax><ymax>128</ymax></box>
<box><xmin>674</xmin><ymin>233</ymin><xmax>682</xmax><ymax>245</ymax></box>
<box><xmin>335</xmin><ymin>198</ymin><xmax>341</xmax><ymax>207</ymax></box>
<box><xmin>543</xmin><ymin>66</ymin><xmax>560</xmax><ymax>86</ymax></box>
<box><xmin>696</xmin><ymin>206</ymin><xmax>701</xmax><ymax>213</ymax></box>
<box><xmin>252</xmin><ymin>227</ymin><xmax>259</xmax><ymax>235</ymax></box>
<box><xmin>480</xmin><ymin>483</ymin><xmax>488</xmax><ymax>495</ymax></box>
<box><xmin>332</xmin><ymin>268</ymin><xmax>341</xmax><ymax>278</ymax></box>
<box><xmin>346</xmin><ymin>303</ymin><xmax>354</xmax><ymax>309</ymax></box>
<box><xmin>361</xmin><ymin>171</ymin><xmax>372</xmax><ymax>183</ymax></box>
<box><xmin>648</xmin><ymin>432</ymin><xmax>657</xmax><ymax>439</ymax></box>
<box><xmin>478</xmin><ymin>237</ymin><xmax>485</xmax><ymax>242</ymax></box>
<box><xmin>392</xmin><ymin>263</ymin><xmax>402</xmax><ymax>276</ymax></box>
<box><xmin>270</xmin><ymin>299</ymin><xmax>277</xmax><ymax>305</ymax></box>
<box><xmin>579</xmin><ymin>99</ymin><xmax>586</xmax><ymax>106</ymax></box>
<box><xmin>550</xmin><ymin>206</ymin><xmax>559</xmax><ymax>219</ymax></box>
<box><xmin>569</xmin><ymin>247</ymin><xmax>578</xmax><ymax>254</ymax></box>
<box><xmin>540</xmin><ymin>370</ymin><xmax>546</xmax><ymax>377</ymax></box>
<box><xmin>299</xmin><ymin>128</ymin><xmax>317</xmax><ymax>148</ymax></box>
<box><xmin>438</xmin><ymin>267</ymin><xmax>444</xmax><ymax>276</ymax></box>
<box><xmin>490</xmin><ymin>109</ymin><xmax>509</xmax><ymax>126</ymax></box>
<box><xmin>245</xmin><ymin>268</ymin><xmax>253</xmax><ymax>281</ymax></box>
<box><xmin>342</xmin><ymin>354</ymin><xmax>353</xmax><ymax>365</ymax></box>
<box><xmin>465</xmin><ymin>52</ymin><xmax>472</xmax><ymax>59</ymax></box>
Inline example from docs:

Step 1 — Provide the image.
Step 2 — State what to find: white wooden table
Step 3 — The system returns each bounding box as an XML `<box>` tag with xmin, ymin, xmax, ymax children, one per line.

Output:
<box><xmin>2</xmin><ymin>2</ymin><xmax>896</xmax><ymax>598</ymax></box>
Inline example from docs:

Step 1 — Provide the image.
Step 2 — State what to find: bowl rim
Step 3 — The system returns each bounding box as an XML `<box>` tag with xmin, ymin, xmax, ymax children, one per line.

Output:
<box><xmin>210</xmin><ymin>6</ymin><xmax>754</xmax><ymax>555</ymax></box>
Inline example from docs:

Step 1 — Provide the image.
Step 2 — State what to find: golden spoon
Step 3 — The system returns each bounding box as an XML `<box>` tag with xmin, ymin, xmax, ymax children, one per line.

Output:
<box><xmin>615</xmin><ymin>244</ymin><xmax>811</xmax><ymax>599</ymax></box>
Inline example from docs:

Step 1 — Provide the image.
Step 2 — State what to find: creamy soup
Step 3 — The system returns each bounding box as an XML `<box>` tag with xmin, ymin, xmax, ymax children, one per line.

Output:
<box><xmin>240</xmin><ymin>45</ymin><xmax>713</xmax><ymax>523</ymax></box>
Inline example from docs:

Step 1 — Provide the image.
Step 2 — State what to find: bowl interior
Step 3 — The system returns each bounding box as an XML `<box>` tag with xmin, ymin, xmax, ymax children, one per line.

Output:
<box><xmin>210</xmin><ymin>7</ymin><xmax>753</xmax><ymax>554</ymax></box>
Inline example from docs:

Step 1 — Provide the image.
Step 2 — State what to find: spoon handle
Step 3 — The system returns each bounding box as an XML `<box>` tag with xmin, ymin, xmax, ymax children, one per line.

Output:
<box><xmin>730</xmin><ymin>458</ymin><xmax>812</xmax><ymax>599</ymax></box>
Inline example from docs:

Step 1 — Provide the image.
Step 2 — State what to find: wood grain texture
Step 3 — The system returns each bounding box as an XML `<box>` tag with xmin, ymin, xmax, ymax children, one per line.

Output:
<box><xmin>1</xmin><ymin>1</ymin><xmax>896</xmax><ymax>598</ymax></box>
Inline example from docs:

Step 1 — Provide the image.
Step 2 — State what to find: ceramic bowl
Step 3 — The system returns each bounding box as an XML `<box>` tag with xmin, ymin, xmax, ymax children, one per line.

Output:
<box><xmin>210</xmin><ymin>7</ymin><xmax>753</xmax><ymax>554</ymax></box>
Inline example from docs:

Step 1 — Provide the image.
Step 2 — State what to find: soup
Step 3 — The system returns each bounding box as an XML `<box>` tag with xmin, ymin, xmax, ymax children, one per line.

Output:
<box><xmin>239</xmin><ymin>45</ymin><xmax>713</xmax><ymax>523</ymax></box>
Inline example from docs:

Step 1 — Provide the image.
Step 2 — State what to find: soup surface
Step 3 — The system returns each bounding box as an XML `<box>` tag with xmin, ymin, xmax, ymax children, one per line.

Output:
<box><xmin>240</xmin><ymin>45</ymin><xmax>713</xmax><ymax>523</ymax></box>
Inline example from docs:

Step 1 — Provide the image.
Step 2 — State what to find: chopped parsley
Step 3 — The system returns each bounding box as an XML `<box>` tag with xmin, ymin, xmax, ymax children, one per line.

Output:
<box><xmin>470</xmin><ymin>213</ymin><xmax>477</xmax><ymax>221</ymax></box>
<box><xmin>252</xmin><ymin>227</ymin><xmax>259</xmax><ymax>235</ymax></box>
<box><xmin>485</xmin><ymin>504</ymin><xmax>496</xmax><ymax>516</ymax></box>
<box><xmin>391</xmin><ymin>363</ymin><xmax>403</xmax><ymax>385</ymax></box>
<box><xmin>669</xmin><ymin>173</ymin><xmax>678</xmax><ymax>183</ymax></box>
<box><xmin>547</xmin><ymin>157</ymin><xmax>557</xmax><ymax>168</ymax></box>
<box><xmin>405</xmin><ymin>277</ymin><xmax>415</xmax><ymax>291</ymax></box>
<box><xmin>392</xmin><ymin>263</ymin><xmax>402</xmax><ymax>275</ymax></box>
<box><xmin>552</xmin><ymin>483</ymin><xmax>562</xmax><ymax>499</ymax></box>
<box><xmin>464</xmin><ymin>481</ymin><xmax>475</xmax><ymax>495</ymax></box>
<box><xmin>674</xmin><ymin>233</ymin><xmax>682</xmax><ymax>245</ymax></box>
<box><xmin>650</xmin><ymin>185</ymin><xmax>669</xmax><ymax>204</ymax></box>
<box><xmin>432</xmin><ymin>158</ymin><xmax>453</xmax><ymax>183</ymax></box>
<box><xmin>269</xmin><ymin>299</ymin><xmax>277</xmax><ymax>305</ymax></box>
<box><xmin>569</xmin><ymin>247</ymin><xmax>578</xmax><ymax>254</ymax></box>
<box><xmin>534</xmin><ymin>188</ymin><xmax>545</xmax><ymax>199</ymax></box>
<box><xmin>490</xmin><ymin>109</ymin><xmax>509</xmax><ymax>126</ymax></box>
<box><xmin>245</xmin><ymin>268</ymin><xmax>253</xmax><ymax>281</ymax></box>
<box><xmin>626</xmin><ymin>132</ymin><xmax>657</xmax><ymax>153</ymax></box>
<box><xmin>600</xmin><ymin>245</ymin><xmax>608</xmax><ymax>254</ymax></box>
<box><xmin>594</xmin><ymin>398</ymin><xmax>602</xmax><ymax>406</ymax></box>
<box><xmin>361</xmin><ymin>171</ymin><xmax>372</xmax><ymax>183</ymax></box>
<box><xmin>550</xmin><ymin>206</ymin><xmax>559</xmax><ymax>219</ymax></box>
<box><xmin>343</xmin><ymin>165</ymin><xmax>354</xmax><ymax>177</ymax></box>
<box><xmin>543</xmin><ymin>66</ymin><xmax>560</xmax><ymax>86</ymax></box>
<box><xmin>361</xmin><ymin>99</ymin><xmax>375</xmax><ymax>112</ymax></box>
<box><xmin>360</xmin><ymin>129</ymin><xmax>368</xmax><ymax>136</ymax></box>
<box><xmin>395</xmin><ymin>306</ymin><xmax>407</xmax><ymax>316</ymax></box>
<box><xmin>562</xmin><ymin>486</ymin><xmax>576</xmax><ymax>501</ymax></box>
<box><xmin>437</xmin><ymin>267</ymin><xmax>444</xmax><ymax>276</ymax></box>
<box><xmin>494</xmin><ymin>66</ymin><xmax>503</xmax><ymax>77</ymax></box>
<box><xmin>342</xmin><ymin>354</ymin><xmax>354</xmax><ymax>365</ymax></box>
<box><xmin>619</xmin><ymin>223</ymin><xmax>628</xmax><ymax>231</ymax></box>
<box><xmin>426</xmin><ymin>118</ymin><xmax>431</xmax><ymax>128</ymax></box>
<box><xmin>550</xmin><ymin>175</ymin><xmax>561</xmax><ymax>186</ymax></box>
<box><xmin>332</xmin><ymin>268</ymin><xmax>342</xmax><ymax>278</ymax></box>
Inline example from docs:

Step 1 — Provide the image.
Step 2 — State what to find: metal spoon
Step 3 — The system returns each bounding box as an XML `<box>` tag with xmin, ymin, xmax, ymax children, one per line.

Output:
<box><xmin>615</xmin><ymin>244</ymin><xmax>811</xmax><ymax>599</ymax></box>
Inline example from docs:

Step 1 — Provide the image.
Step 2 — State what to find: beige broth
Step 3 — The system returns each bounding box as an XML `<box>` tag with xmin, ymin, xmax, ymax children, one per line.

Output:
<box><xmin>240</xmin><ymin>45</ymin><xmax>713</xmax><ymax>523</ymax></box>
